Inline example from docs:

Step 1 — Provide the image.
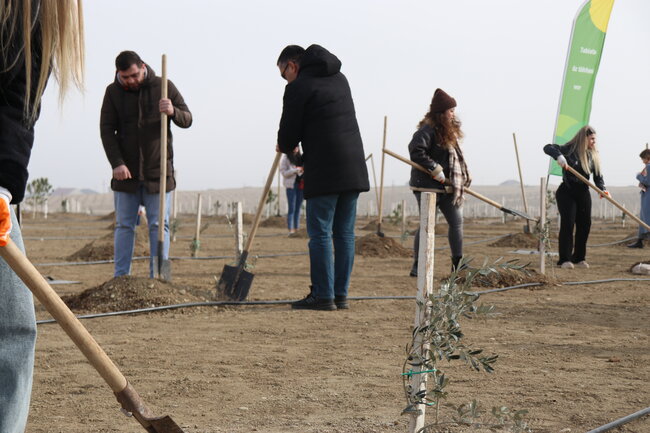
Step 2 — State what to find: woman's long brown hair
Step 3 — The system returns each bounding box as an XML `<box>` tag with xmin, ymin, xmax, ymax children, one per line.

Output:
<box><xmin>418</xmin><ymin>110</ymin><xmax>463</xmax><ymax>149</ymax></box>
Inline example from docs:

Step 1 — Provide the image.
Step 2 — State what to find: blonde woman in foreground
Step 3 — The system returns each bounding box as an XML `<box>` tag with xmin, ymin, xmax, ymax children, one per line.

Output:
<box><xmin>0</xmin><ymin>1</ymin><xmax>84</xmax><ymax>431</ymax></box>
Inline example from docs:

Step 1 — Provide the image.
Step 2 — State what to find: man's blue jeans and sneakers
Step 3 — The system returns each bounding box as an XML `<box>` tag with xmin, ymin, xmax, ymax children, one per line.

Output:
<box><xmin>292</xmin><ymin>192</ymin><xmax>359</xmax><ymax>311</ymax></box>
<box><xmin>114</xmin><ymin>185</ymin><xmax>171</xmax><ymax>278</ymax></box>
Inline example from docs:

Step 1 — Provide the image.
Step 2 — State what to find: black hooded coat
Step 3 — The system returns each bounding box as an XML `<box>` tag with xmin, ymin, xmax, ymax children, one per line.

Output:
<box><xmin>277</xmin><ymin>45</ymin><xmax>369</xmax><ymax>199</ymax></box>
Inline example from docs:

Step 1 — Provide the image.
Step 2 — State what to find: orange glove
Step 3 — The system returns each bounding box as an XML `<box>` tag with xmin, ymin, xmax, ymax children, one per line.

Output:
<box><xmin>600</xmin><ymin>190</ymin><xmax>611</xmax><ymax>200</ymax></box>
<box><xmin>0</xmin><ymin>188</ymin><xmax>11</xmax><ymax>246</ymax></box>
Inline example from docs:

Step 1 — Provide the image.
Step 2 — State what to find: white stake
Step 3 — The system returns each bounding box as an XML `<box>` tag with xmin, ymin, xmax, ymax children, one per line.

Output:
<box><xmin>539</xmin><ymin>177</ymin><xmax>546</xmax><ymax>275</ymax></box>
<box><xmin>408</xmin><ymin>192</ymin><xmax>436</xmax><ymax>433</ymax></box>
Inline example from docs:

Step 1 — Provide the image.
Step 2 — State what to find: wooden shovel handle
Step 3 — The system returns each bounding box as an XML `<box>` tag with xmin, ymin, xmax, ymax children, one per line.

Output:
<box><xmin>382</xmin><ymin>148</ymin><xmax>504</xmax><ymax>209</ymax></box>
<box><xmin>244</xmin><ymin>152</ymin><xmax>282</xmax><ymax>253</ymax></box>
<box><xmin>158</xmin><ymin>54</ymin><xmax>168</xmax><ymax>244</ymax></box>
<box><xmin>564</xmin><ymin>164</ymin><xmax>650</xmax><ymax>231</ymax></box>
<box><xmin>0</xmin><ymin>239</ymin><xmax>127</xmax><ymax>393</ymax></box>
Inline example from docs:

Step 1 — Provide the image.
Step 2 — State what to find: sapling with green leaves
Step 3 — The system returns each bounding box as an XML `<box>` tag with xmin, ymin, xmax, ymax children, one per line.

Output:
<box><xmin>403</xmin><ymin>258</ymin><xmax>531</xmax><ymax>433</ymax></box>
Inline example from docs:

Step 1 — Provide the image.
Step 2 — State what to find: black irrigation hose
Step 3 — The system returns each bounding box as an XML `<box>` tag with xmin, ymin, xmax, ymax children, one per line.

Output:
<box><xmin>36</xmin><ymin>277</ymin><xmax>650</xmax><ymax>325</ymax></box>
<box><xmin>34</xmin><ymin>252</ymin><xmax>309</xmax><ymax>267</ymax></box>
<box><xmin>585</xmin><ymin>407</ymin><xmax>650</xmax><ymax>433</ymax></box>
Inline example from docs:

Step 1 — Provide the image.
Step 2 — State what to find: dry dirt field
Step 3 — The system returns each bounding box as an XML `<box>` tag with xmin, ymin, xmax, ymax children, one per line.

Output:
<box><xmin>18</xmin><ymin>211</ymin><xmax>650</xmax><ymax>433</ymax></box>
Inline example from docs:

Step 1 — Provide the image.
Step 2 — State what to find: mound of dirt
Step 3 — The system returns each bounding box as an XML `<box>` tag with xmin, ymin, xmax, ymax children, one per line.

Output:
<box><xmin>468</xmin><ymin>267</ymin><xmax>550</xmax><ymax>288</ymax></box>
<box><xmin>67</xmin><ymin>224</ymin><xmax>149</xmax><ymax>261</ymax></box>
<box><xmin>98</xmin><ymin>211</ymin><xmax>115</xmax><ymax>221</ymax></box>
<box><xmin>355</xmin><ymin>233</ymin><xmax>412</xmax><ymax>258</ymax></box>
<box><xmin>260</xmin><ymin>215</ymin><xmax>287</xmax><ymax>228</ymax></box>
<box><xmin>489</xmin><ymin>232</ymin><xmax>539</xmax><ymax>249</ymax></box>
<box><xmin>288</xmin><ymin>228</ymin><xmax>308</xmax><ymax>238</ymax></box>
<box><xmin>62</xmin><ymin>276</ymin><xmax>209</xmax><ymax>313</ymax></box>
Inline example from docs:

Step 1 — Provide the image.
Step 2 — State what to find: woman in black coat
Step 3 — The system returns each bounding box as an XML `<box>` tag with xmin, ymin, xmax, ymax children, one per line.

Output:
<box><xmin>408</xmin><ymin>88</ymin><xmax>471</xmax><ymax>276</ymax></box>
<box><xmin>543</xmin><ymin>125</ymin><xmax>607</xmax><ymax>269</ymax></box>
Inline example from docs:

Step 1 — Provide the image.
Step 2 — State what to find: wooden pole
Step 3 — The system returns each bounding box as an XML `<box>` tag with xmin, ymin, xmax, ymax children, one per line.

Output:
<box><xmin>366</xmin><ymin>154</ymin><xmax>380</xmax><ymax>215</ymax></box>
<box><xmin>277</xmin><ymin>164</ymin><xmax>282</xmax><ymax>216</ymax></box>
<box><xmin>408</xmin><ymin>192</ymin><xmax>436</xmax><ymax>433</ymax></box>
<box><xmin>377</xmin><ymin>116</ymin><xmax>387</xmax><ymax>236</ymax></box>
<box><xmin>192</xmin><ymin>194</ymin><xmax>202</xmax><ymax>258</ymax></box>
<box><xmin>512</xmin><ymin>133</ymin><xmax>530</xmax><ymax>232</ymax></box>
<box><xmin>235</xmin><ymin>201</ymin><xmax>244</xmax><ymax>260</ymax></box>
<box><xmin>539</xmin><ymin>177</ymin><xmax>550</xmax><ymax>275</ymax></box>
<box><xmin>401</xmin><ymin>199</ymin><xmax>407</xmax><ymax>238</ymax></box>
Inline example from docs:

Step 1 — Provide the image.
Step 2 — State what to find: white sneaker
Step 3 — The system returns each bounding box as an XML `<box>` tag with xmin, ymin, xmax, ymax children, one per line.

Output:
<box><xmin>574</xmin><ymin>261</ymin><xmax>589</xmax><ymax>269</ymax></box>
<box><xmin>560</xmin><ymin>261</ymin><xmax>574</xmax><ymax>269</ymax></box>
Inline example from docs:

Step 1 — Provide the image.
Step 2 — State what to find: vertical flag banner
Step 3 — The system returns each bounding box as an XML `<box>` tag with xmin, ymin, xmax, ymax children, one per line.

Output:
<box><xmin>549</xmin><ymin>0</ymin><xmax>615</xmax><ymax>176</ymax></box>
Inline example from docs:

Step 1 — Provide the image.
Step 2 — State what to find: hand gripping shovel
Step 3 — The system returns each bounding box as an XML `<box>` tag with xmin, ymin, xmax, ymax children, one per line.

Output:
<box><xmin>155</xmin><ymin>54</ymin><xmax>171</xmax><ymax>281</ymax></box>
<box><xmin>0</xmin><ymin>239</ymin><xmax>185</xmax><ymax>433</ymax></box>
<box><xmin>564</xmin><ymin>164</ymin><xmax>650</xmax><ymax>232</ymax></box>
<box><xmin>216</xmin><ymin>152</ymin><xmax>282</xmax><ymax>301</ymax></box>
<box><xmin>383</xmin><ymin>148</ymin><xmax>537</xmax><ymax>222</ymax></box>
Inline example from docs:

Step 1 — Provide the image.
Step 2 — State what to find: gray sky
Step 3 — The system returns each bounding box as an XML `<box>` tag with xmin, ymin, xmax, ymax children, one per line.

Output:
<box><xmin>31</xmin><ymin>0</ymin><xmax>649</xmax><ymax>193</ymax></box>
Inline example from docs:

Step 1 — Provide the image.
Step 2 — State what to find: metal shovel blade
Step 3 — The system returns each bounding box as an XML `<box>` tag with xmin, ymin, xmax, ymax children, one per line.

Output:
<box><xmin>146</xmin><ymin>416</ymin><xmax>185</xmax><ymax>433</ymax></box>
<box><xmin>502</xmin><ymin>206</ymin><xmax>536</xmax><ymax>222</ymax></box>
<box><xmin>216</xmin><ymin>263</ymin><xmax>254</xmax><ymax>301</ymax></box>
<box><xmin>153</xmin><ymin>255</ymin><xmax>172</xmax><ymax>282</ymax></box>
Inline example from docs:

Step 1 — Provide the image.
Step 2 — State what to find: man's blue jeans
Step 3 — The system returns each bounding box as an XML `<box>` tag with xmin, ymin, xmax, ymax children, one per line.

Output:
<box><xmin>0</xmin><ymin>208</ymin><xmax>36</xmax><ymax>433</ymax></box>
<box><xmin>286</xmin><ymin>186</ymin><xmax>304</xmax><ymax>230</ymax></box>
<box><xmin>306</xmin><ymin>192</ymin><xmax>359</xmax><ymax>300</ymax></box>
<box><xmin>114</xmin><ymin>185</ymin><xmax>171</xmax><ymax>278</ymax></box>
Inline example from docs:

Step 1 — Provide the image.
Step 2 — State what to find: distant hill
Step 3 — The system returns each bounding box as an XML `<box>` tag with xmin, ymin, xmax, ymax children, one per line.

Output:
<box><xmin>499</xmin><ymin>179</ymin><xmax>520</xmax><ymax>186</ymax></box>
<box><xmin>51</xmin><ymin>187</ymin><xmax>98</xmax><ymax>196</ymax></box>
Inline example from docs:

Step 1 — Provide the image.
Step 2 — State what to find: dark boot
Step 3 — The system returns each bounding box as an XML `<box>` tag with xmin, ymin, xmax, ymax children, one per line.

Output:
<box><xmin>409</xmin><ymin>261</ymin><xmax>418</xmax><ymax>277</ymax></box>
<box><xmin>451</xmin><ymin>256</ymin><xmax>465</xmax><ymax>272</ymax></box>
<box><xmin>628</xmin><ymin>239</ymin><xmax>644</xmax><ymax>249</ymax></box>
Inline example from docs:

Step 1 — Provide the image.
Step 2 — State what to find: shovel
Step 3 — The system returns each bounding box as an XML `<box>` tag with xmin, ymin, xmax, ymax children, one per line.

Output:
<box><xmin>564</xmin><ymin>164</ymin><xmax>650</xmax><ymax>231</ymax></box>
<box><xmin>216</xmin><ymin>152</ymin><xmax>282</xmax><ymax>301</ymax></box>
<box><xmin>155</xmin><ymin>54</ymin><xmax>171</xmax><ymax>281</ymax></box>
<box><xmin>383</xmin><ymin>148</ymin><xmax>537</xmax><ymax>221</ymax></box>
<box><xmin>0</xmin><ymin>239</ymin><xmax>185</xmax><ymax>433</ymax></box>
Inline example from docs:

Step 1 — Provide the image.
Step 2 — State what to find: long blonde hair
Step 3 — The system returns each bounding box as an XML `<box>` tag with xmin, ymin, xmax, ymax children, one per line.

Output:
<box><xmin>564</xmin><ymin>125</ymin><xmax>601</xmax><ymax>176</ymax></box>
<box><xmin>1</xmin><ymin>0</ymin><xmax>84</xmax><ymax>121</ymax></box>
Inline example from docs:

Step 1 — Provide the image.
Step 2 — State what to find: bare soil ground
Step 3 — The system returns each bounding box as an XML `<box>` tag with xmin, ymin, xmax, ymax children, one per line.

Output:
<box><xmin>19</xmin><ymin>213</ymin><xmax>650</xmax><ymax>433</ymax></box>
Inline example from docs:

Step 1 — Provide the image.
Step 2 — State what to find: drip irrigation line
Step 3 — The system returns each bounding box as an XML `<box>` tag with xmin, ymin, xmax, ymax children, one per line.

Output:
<box><xmin>24</xmin><ymin>236</ymin><xmax>100</xmax><ymax>240</ymax></box>
<box><xmin>435</xmin><ymin>234</ymin><xmax>510</xmax><ymax>250</ymax></box>
<box><xmin>585</xmin><ymin>407</ymin><xmax>650</xmax><ymax>433</ymax></box>
<box><xmin>35</xmin><ymin>277</ymin><xmax>650</xmax><ymax>325</ymax></box>
<box><xmin>34</xmin><ymin>252</ymin><xmax>310</xmax><ymax>267</ymax></box>
<box><xmin>549</xmin><ymin>236</ymin><xmax>635</xmax><ymax>247</ymax></box>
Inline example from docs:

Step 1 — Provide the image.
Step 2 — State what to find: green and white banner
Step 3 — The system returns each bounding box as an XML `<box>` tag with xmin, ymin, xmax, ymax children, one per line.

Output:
<box><xmin>549</xmin><ymin>0</ymin><xmax>615</xmax><ymax>176</ymax></box>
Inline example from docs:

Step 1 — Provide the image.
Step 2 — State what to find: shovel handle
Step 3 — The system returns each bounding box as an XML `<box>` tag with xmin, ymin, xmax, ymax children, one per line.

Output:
<box><xmin>244</xmin><ymin>152</ymin><xmax>282</xmax><ymax>253</ymax></box>
<box><xmin>0</xmin><ymin>239</ymin><xmax>127</xmax><ymax>392</ymax></box>
<box><xmin>564</xmin><ymin>164</ymin><xmax>650</xmax><ymax>232</ymax></box>
<box><xmin>383</xmin><ymin>148</ymin><xmax>537</xmax><ymax>221</ymax></box>
<box><xmin>158</xmin><ymin>54</ymin><xmax>168</xmax><ymax>245</ymax></box>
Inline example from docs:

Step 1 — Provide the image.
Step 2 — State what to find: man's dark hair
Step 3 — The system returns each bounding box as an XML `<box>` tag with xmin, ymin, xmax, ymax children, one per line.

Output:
<box><xmin>115</xmin><ymin>51</ymin><xmax>143</xmax><ymax>71</ymax></box>
<box><xmin>277</xmin><ymin>45</ymin><xmax>305</xmax><ymax>66</ymax></box>
<box><xmin>640</xmin><ymin>149</ymin><xmax>650</xmax><ymax>159</ymax></box>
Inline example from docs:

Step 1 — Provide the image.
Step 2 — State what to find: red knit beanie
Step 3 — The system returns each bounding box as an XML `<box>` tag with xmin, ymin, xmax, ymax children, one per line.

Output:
<box><xmin>430</xmin><ymin>88</ymin><xmax>456</xmax><ymax>113</ymax></box>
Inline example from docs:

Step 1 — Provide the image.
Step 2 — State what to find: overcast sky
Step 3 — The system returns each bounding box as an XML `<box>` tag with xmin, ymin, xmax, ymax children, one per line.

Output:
<box><xmin>30</xmin><ymin>0</ymin><xmax>649</xmax><ymax>193</ymax></box>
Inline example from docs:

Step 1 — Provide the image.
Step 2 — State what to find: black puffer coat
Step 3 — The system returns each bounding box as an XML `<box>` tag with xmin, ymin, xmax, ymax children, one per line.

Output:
<box><xmin>277</xmin><ymin>45</ymin><xmax>369</xmax><ymax>199</ymax></box>
<box><xmin>100</xmin><ymin>64</ymin><xmax>192</xmax><ymax>194</ymax></box>
<box><xmin>408</xmin><ymin>124</ymin><xmax>450</xmax><ymax>190</ymax></box>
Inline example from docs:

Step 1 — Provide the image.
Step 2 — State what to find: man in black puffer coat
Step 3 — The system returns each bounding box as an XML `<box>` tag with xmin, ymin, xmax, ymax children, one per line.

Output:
<box><xmin>277</xmin><ymin>44</ymin><xmax>369</xmax><ymax>311</ymax></box>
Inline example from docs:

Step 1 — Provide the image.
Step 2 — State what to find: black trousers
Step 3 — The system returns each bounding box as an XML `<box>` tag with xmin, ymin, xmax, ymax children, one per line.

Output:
<box><xmin>412</xmin><ymin>191</ymin><xmax>463</xmax><ymax>264</ymax></box>
<box><xmin>555</xmin><ymin>182</ymin><xmax>591</xmax><ymax>264</ymax></box>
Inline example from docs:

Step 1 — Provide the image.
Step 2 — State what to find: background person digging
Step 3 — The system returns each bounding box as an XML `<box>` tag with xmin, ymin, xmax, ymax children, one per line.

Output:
<box><xmin>277</xmin><ymin>44</ymin><xmax>369</xmax><ymax>311</ymax></box>
<box><xmin>100</xmin><ymin>50</ymin><xmax>192</xmax><ymax>278</ymax></box>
